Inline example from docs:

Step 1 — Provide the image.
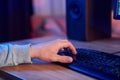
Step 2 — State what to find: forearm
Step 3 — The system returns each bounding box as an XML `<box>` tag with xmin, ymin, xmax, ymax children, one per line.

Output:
<box><xmin>0</xmin><ymin>43</ymin><xmax>32</xmax><ymax>68</ymax></box>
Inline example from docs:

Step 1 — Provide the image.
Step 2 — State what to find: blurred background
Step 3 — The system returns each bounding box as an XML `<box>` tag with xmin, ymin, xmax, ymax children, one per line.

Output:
<box><xmin>0</xmin><ymin>0</ymin><xmax>120</xmax><ymax>43</ymax></box>
<box><xmin>31</xmin><ymin>0</ymin><xmax>66</xmax><ymax>38</ymax></box>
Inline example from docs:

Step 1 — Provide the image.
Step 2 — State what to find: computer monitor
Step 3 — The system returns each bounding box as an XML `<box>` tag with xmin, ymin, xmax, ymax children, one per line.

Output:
<box><xmin>114</xmin><ymin>0</ymin><xmax>120</xmax><ymax>19</ymax></box>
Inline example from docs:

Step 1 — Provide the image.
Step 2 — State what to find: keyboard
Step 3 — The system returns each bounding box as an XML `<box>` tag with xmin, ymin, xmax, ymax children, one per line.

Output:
<box><xmin>57</xmin><ymin>48</ymin><xmax>120</xmax><ymax>80</ymax></box>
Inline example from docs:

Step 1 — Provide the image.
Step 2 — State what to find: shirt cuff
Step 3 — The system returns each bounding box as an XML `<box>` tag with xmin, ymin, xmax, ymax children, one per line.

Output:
<box><xmin>11</xmin><ymin>44</ymin><xmax>32</xmax><ymax>65</ymax></box>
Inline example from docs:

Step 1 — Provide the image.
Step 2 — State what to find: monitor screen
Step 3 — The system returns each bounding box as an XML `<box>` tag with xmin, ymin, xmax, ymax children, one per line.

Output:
<box><xmin>114</xmin><ymin>0</ymin><xmax>120</xmax><ymax>19</ymax></box>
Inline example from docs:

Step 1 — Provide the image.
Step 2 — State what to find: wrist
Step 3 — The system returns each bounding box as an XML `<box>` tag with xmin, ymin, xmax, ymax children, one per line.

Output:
<box><xmin>30</xmin><ymin>45</ymin><xmax>35</xmax><ymax>59</ymax></box>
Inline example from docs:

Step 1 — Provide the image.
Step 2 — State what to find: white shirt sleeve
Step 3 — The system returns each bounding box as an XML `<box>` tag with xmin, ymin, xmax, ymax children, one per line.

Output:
<box><xmin>0</xmin><ymin>43</ymin><xmax>32</xmax><ymax>67</ymax></box>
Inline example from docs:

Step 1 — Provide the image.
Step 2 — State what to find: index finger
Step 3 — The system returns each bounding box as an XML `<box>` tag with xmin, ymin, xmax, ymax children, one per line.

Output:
<box><xmin>57</xmin><ymin>40</ymin><xmax>77</xmax><ymax>55</ymax></box>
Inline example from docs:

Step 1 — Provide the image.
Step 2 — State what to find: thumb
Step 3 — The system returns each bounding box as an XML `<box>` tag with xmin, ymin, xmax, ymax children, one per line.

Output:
<box><xmin>56</xmin><ymin>55</ymin><xmax>73</xmax><ymax>63</ymax></box>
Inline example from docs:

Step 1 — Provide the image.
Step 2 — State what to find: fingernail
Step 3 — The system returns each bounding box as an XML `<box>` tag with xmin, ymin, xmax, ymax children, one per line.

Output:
<box><xmin>67</xmin><ymin>57</ymin><xmax>73</xmax><ymax>62</ymax></box>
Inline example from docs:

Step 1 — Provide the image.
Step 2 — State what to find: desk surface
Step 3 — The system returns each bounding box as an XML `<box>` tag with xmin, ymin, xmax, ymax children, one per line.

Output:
<box><xmin>0</xmin><ymin>36</ymin><xmax>120</xmax><ymax>80</ymax></box>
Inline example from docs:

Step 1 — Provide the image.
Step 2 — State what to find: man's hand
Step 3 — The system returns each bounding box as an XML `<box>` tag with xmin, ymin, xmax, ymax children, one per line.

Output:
<box><xmin>30</xmin><ymin>39</ymin><xmax>77</xmax><ymax>63</ymax></box>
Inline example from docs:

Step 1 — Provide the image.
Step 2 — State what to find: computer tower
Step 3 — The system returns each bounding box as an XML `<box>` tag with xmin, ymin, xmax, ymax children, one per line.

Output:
<box><xmin>66</xmin><ymin>0</ymin><xmax>112</xmax><ymax>41</ymax></box>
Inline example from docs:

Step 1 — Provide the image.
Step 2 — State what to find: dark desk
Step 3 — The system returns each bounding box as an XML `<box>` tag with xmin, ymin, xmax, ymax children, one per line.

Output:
<box><xmin>0</xmin><ymin>36</ymin><xmax>120</xmax><ymax>80</ymax></box>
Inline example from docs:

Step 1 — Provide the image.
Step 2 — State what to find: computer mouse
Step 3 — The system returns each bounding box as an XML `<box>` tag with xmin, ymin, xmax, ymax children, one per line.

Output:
<box><xmin>58</xmin><ymin>48</ymin><xmax>76</xmax><ymax>61</ymax></box>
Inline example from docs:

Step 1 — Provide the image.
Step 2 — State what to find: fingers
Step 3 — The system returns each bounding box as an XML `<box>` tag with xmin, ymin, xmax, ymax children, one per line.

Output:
<box><xmin>55</xmin><ymin>55</ymin><xmax>73</xmax><ymax>63</ymax></box>
<box><xmin>56</xmin><ymin>39</ymin><xmax>77</xmax><ymax>55</ymax></box>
